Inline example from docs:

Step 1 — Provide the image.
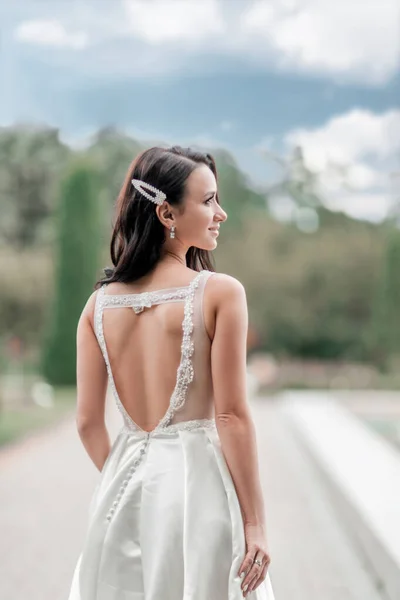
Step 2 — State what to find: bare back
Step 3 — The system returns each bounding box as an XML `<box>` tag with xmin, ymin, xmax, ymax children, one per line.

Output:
<box><xmin>94</xmin><ymin>269</ymin><xmax>216</xmax><ymax>433</ymax></box>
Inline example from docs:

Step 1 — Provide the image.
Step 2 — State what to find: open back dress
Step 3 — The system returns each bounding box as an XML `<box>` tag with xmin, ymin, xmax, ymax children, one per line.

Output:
<box><xmin>67</xmin><ymin>269</ymin><xmax>275</xmax><ymax>599</ymax></box>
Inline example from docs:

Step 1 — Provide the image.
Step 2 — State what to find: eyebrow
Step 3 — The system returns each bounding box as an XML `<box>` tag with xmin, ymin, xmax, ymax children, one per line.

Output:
<box><xmin>204</xmin><ymin>191</ymin><xmax>217</xmax><ymax>197</ymax></box>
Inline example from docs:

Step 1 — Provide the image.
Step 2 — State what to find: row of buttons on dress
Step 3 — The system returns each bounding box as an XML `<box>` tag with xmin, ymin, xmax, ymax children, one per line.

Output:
<box><xmin>106</xmin><ymin>433</ymin><xmax>151</xmax><ymax>522</ymax></box>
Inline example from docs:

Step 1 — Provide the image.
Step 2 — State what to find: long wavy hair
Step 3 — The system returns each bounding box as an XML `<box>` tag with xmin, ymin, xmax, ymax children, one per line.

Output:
<box><xmin>95</xmin><ymin>146</ymin><xmax>218</xmax><ymax>289</ymax></box>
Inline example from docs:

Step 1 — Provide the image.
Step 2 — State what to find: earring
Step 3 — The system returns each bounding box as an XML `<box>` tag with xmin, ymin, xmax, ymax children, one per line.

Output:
<box><xmin>170</xmin><ymin>225</ymin><xmax>175</xmax><ymax>239</ymax></box>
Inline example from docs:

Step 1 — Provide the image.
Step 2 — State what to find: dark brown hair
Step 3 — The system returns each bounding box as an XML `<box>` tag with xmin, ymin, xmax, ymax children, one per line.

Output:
<box><xmin>95</xmin><ymin>146</ymin><xmax>218</xmax><ymax>289</ymax></box>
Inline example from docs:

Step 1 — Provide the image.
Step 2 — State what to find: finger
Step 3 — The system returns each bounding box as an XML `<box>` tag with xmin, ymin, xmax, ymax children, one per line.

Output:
<box><xmin>238</xmin><ymin>552</ymin><xmax>256</xmax><ymax>583</ymax></box>
<box><xmin>249</xmin><ymin>562</ymin><xmax>268</xmax><ymax>593</ymax></box>
<box><xmin>242</xmin><ymin>561</ymin><xmax>262</xmax><ymax>593</ymax></box>
<box><xmin>243</xmin><ymin>573</ymin><xmax>259</xmax><ymax>596</ymax></box>
<box><xmin>246</xmin><ymin>554</ymin><xmax>269</xmax><ymax>594</ymax></box>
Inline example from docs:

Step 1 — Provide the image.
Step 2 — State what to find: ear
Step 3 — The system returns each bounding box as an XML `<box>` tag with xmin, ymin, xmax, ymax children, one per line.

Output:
<box><xmin>156</xmin><ymin>202</ymin><xmax>175</xmax><ymax>228</ymax></box>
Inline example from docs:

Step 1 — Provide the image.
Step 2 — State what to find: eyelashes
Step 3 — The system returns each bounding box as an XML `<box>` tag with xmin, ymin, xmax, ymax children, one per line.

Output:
<box><xmin>204</xmin><ymin>194</ymin><xmax>217</xmax><ymax>205</ymax></box>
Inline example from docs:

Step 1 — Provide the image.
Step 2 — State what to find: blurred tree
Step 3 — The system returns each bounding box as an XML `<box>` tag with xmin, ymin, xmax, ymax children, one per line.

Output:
<box><xmin>212</xmin><ymin>149</ymin><xmax>267</xmax><ymax>228</ymax></box>
<box><xmin>87</xmin><ymin>126</ymin><xmax>143</xmax><ymax>205</ymax></box>
<box><xmin>368</xmin><ymin>170</ymin><xmax>400</xmax><ymax>368</ymax></box>
<box><xmin>0</xmin><ymin>124</ymin><xmax>388</xmax><ymax>367</ymax></box>
<box><xmin>41</xmin><ymin>159</ymin><xmax>101</xmax><ymax>385</ymax></box>
<box><xmin>216</xmin><ymin>211</ymin><xmax>381</xmax><ymax>361</ymax></box>
<box><xmin>0</xmin><ymin>126</ymin><xmax>70</xmax><ymax>248</ymax></box>
<box><xmin>264</xmin><ymin>146</ymin><xmax>323</xmax><ymax>209</ymax></box>
<box><xmin>260</xmin><ymin>145</ymin><xmax>355</xmax><ymax>232</ymax></box>
<box><xmin>370</xmin><ymin>226</ymin><xmax>400</xmax><ymax>368</ymax></box>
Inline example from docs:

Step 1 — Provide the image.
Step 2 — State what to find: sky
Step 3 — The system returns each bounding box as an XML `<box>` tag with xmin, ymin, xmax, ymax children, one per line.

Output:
<box><xmin>1</xmin><ymin>0</ymin><xmax>399</xmax><ymax>222</ymax></box>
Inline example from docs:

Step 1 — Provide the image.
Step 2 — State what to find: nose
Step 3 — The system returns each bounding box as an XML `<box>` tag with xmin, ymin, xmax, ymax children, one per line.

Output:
<box><xmin>215</xmin><ymin>206</ymin><xmax>227</xmax><ymax>222</ymax></box>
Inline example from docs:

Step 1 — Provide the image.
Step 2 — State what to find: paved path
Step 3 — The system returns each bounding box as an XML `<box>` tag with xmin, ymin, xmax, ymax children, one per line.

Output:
<box><xmin>0</xmin><ymin>394</ymin><xmax>385</xmax><ymax>600</ymax></box>
<box><xmin>254</xmin><ymin>396</ymin><xmax>384</xmax><ymax>600</ymax></box>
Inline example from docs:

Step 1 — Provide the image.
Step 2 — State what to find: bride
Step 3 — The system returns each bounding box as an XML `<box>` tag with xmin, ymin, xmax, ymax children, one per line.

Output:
<box><xmin>68</xmin><ymin>145</ymin><xmax>275</xmax><ymax>599</ymax></box>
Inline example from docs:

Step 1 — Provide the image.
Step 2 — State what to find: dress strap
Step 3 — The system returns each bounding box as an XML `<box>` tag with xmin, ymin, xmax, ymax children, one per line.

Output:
<box><xmin>94</xmin><ymin>271</ymin><xmax>212</xmax><ymax>433</ymax></box>
<box><xmin>155</xmin><ymin>270</ymin><xmax>211</xmax><ymax>430</ymax></box>
<box><xmin>94</xmin><ymin>284</ymin><xmax>142</xmax><ymax>432</ymax></box>
<box><xmin>194</xmin><ymin>269</ymin><xmax>215</xmax><ymax>323</ymax></box>
<box><xmin>100</xmin><ymin>287</ymin><xmax>191</xmax><ymax>313</ymax></box>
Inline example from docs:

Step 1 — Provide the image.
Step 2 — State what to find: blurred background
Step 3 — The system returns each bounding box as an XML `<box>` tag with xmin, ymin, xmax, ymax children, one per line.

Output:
<box><xmin>0</xmin><ymin>1</ymin><xmax>399</xmax><ymax>599</ymax></box>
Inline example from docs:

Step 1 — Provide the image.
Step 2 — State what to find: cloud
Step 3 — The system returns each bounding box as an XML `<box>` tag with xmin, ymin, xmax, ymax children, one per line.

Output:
<box><xmin>15</xmin><ymin>19</ymin><xmax>88</xmax><ymax>50</ymax></box>
<box><xmin>285</xmin><ymin>109</ymin><xmax>400</xmax><ymax>169</ymax></box>
<box><xmin>123</xmin><ymin>0</ymin><xmax>225</xmax><ymax>44</ymax></box>
<box><xmin>278</xmin><ymin>109</ymin><xmax>400</xmax><ymax>222</ymax></box>
<box><xmin>241</xmin><ymin>0</ymin><xmax>399</xmax><ymax>84</ymax></box>
<box><xmin>322</xmin><ymin>191</ymin><xmax>393</xmax><ymax>222</ymax></box>
<box><xmin>11</xmin><ymin>0</ymin><xmax>399</xmax><ymax>84</ymax></box>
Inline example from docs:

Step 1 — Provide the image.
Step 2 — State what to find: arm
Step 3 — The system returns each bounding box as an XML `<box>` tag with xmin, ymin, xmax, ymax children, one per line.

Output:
<box><xmin>208</xmin><ymin>274</ymin><xmax>270</xmax><ymax>591</ymax></box>
<box><xmin>210</xmin><ymin>274</ymin><xmax>266</xmax><ymax>526</ymax></box>
<box><xmin>76</xmin><ymin>291</ymin><xmax>111</xmax><ymax>472</ymax></box>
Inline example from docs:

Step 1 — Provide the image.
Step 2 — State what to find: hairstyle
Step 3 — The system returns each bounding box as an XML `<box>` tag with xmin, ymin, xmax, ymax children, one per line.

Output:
<box><xmin>95</xmin><ymin>146</ymin><xmax>218</xmax><ymax>289</ymax></box>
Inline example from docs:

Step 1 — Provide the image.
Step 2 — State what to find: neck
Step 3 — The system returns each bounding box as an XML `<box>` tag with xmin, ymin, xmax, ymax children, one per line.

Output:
<box><xmin>159</xmin><ymin>249</ymin><xmax>187</xmax><ymax>268</ymax></box>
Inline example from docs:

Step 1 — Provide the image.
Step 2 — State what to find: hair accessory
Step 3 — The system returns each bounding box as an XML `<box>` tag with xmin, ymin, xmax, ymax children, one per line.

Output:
<box><xmin>131</xmin><ymin>178</ymin><xmax>166</xmax><ymax>206</ymax></box>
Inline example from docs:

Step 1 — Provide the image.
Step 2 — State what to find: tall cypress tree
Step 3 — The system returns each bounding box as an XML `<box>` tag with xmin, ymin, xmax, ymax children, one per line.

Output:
<box><xmin>370</xmin><ymin>225</ymin><xmax>400</xmax><ymax>369</ymax></box>
<box><xmin>41</xmin><ymin>159</ymin><xmax>101</xmax><ymax>385</ymax></box>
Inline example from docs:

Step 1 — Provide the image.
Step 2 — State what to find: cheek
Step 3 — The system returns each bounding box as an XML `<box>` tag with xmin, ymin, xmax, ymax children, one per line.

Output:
<box><xmin>183</xmin><ymin>208</ymin><xmax>210</xmax><ymax>230</ymax></box>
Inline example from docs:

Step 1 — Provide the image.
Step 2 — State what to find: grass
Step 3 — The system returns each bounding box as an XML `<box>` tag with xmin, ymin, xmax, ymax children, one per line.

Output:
<box><xmin>0</xmin><ymin>386</ymin><xmax>76</xmax><ymax>448</ymax></box>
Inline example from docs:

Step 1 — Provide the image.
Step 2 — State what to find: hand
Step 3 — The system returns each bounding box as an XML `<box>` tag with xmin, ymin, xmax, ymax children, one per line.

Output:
<box><xmin>238</xmin><ymin>522</ymin><xmax>271</xmax><ymax>596</ymax></box>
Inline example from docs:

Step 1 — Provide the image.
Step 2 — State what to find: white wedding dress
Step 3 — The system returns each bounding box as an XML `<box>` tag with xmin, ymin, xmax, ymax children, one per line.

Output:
<box><xmin>68</xmin><ymin>269</ymin><xmax>275</xmax><ymax>599</ymax></box>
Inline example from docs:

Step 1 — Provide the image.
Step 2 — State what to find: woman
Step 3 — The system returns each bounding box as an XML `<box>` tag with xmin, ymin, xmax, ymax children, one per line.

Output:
<box><xmin>68</xmin><ymin>146</ymin><xmax>275</xmax><ymax>599</ymax></box>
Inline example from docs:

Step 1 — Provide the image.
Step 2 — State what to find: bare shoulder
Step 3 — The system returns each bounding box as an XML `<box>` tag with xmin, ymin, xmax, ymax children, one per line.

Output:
<box><xmin>206</xmin><ymin>272</ymin><xmax>246</xmax><ymax>305</ymax></box>
<box><xmin>79</xmin><ymin>289</ymin><xmax>101</xmax><ymax>330</ymax></box>
<box><xmin>203</xmin><ymin>273</ymin><xmax>247</xmax><ymax>340</ymax></box>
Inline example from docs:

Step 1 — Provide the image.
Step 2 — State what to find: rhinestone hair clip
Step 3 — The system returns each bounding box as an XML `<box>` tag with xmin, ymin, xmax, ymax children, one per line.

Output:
<box><xmin>131</xmin><ymin>178</ymin><xmax>166</xmax><ymax>206</ymax></box>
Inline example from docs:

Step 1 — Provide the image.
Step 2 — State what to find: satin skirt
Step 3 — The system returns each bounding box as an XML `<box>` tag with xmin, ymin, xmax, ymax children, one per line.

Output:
<box><xmin>67</xmin><ymin>424</ymin><xmax>275</xmax><ymax>599</ymax></box>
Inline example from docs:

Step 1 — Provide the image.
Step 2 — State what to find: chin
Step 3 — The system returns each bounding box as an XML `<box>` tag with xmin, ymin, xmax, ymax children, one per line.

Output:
<box><xmin>193</xmin><ymin>237</ymin><xmax>217</xmax><ymax>251</ymax></box>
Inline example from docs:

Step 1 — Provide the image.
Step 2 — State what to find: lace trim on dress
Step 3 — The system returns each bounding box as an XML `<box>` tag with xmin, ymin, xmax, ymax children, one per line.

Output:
<box><xmin>94</xmin><ymin>270</ymin><xmax>209</xmax><ymax>433</ymax></box>
<box><xmin>94</xmin><ymin>270</ymin><xmax>215</xmax><ymax>524</ymax></box>
<box><xmin>155</xmin><ymin>271</ymin><xmax>205</xmax><ymax>429</ymax></box>
<box><xmin>101</xmin><ymin>287</ymin><xmax>190</xmax><ymax>314</ymax></box>
<box><xmin>94</xmin><ymin>286</ymin><xmax>138</xmax><ymax>430</ymax></box>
